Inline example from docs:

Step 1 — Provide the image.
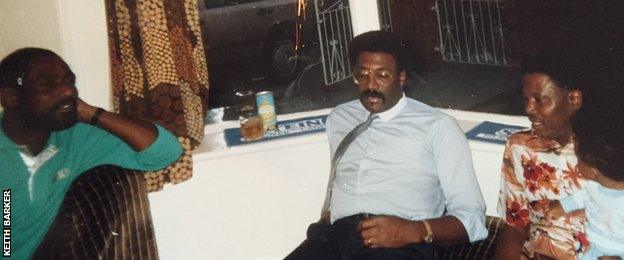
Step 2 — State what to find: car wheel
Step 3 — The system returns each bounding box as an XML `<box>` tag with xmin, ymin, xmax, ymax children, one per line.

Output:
<box><xmin>264</xmin><ymin>37</ymin><xmax>299</xmax><ymax>83</ymax></box>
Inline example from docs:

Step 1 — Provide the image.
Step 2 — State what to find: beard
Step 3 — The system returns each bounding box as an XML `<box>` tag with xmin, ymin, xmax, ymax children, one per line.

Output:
<box><xmin>21</xmin><ymin>98</ymin><xmax>78</xmax><ymax>132</ymax></box>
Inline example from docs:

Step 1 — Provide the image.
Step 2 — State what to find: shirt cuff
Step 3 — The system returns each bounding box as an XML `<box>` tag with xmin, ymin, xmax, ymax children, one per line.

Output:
<box><xmin>447</xmin><ymin>209</ymin><xmax>489</xmax><ymax>242</ymax></box>
<box><xmin>134</xmin><ymin>124</ymin><xmax>183</xmax><ymax>170</ymax></box>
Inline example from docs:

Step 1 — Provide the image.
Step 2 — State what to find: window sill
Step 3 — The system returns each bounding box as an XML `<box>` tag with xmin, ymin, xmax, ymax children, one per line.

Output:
<box><xmin>193</xmin><ymin>107</ymin><xmax>530</xmax><ymax>163</ymax></box>
<box><xmin>194</xmin><ymin>108</ymin><xmax>334</xmax><ymax>162</ymax></box>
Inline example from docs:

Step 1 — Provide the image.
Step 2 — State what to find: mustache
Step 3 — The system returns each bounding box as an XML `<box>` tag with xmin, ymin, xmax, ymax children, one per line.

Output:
<box><xmin>360</xmin><ymin>90</ymin><xmax>386</xmax><ymax>103</ymax></box>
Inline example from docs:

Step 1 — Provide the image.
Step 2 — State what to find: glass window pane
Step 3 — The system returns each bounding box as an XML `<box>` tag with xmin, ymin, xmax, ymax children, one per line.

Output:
<box><xmin>200</xmin><ymin>0</ymin><xmax>620</xmax><ymax>120</ymax></box>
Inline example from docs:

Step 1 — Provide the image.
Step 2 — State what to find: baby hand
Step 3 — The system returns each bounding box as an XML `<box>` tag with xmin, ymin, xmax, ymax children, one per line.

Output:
<box><xmin>543</xmin><ymin>200</ymin><xmax>566</xmax><ymax>221</ymax></box>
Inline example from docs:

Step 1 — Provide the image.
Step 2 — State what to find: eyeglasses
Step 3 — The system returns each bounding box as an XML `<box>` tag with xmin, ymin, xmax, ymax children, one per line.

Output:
<box><xmin>352</xmin><ymin>68</ymin><xmax>395</xmax><ymax>86</ymax></box>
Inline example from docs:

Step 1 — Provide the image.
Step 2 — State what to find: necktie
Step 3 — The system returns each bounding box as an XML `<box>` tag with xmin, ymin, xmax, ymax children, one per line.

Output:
<box><xmin>320</xmin><ymin>113</ymin><xmax>376</xmax><ymax>221</ymax></box>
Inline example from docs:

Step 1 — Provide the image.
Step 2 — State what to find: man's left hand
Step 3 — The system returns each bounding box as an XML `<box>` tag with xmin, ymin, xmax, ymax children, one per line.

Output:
<box><xmin>358</xmin><ymin>216</ymin><xmax>422</xmax><ymax>248</ymax></box>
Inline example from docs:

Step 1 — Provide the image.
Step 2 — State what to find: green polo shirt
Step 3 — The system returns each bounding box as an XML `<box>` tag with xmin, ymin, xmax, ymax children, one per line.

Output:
<box><xmin>0</xmin><ymin>113</ymin><xmax>182</xmax><ymax>259</ymax></box>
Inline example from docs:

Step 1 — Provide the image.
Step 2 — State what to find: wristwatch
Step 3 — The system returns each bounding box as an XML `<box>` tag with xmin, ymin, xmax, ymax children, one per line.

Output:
<box><xmin>422</xmin><ymin>220</ymin><xmax>433</xmax><ymax>243</ymax></box>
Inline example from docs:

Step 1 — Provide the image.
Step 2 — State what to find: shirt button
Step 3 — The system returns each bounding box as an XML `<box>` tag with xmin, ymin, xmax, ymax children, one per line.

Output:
<box><xmin>338</xmin><ymin>182</ymin><xmax>356</xmax><ymax>194</ymax></box>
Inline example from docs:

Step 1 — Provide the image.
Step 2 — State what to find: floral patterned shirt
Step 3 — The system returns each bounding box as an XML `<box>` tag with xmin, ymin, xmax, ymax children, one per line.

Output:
<box><xmin>498</xmin><ymin>130</ymin><xmax>588</xmax><ymax>259</ymax></box>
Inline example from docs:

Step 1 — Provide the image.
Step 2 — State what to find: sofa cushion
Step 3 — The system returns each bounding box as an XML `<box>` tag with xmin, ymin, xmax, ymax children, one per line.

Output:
<box><xmin>33</xmin><ymin>165</ymin><xmax>158</xmax><ymax>259</ymax></box>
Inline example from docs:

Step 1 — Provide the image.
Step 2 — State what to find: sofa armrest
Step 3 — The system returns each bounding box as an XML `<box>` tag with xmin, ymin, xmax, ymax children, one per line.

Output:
<box><xmin>434</xmin><ymin>215</ymin><xmax>504</xmax><ymax>260</ymax></box>
<box><xmin>34</xmin><ymin>165</ymin><xmax>158</xmax><ymax>259</ymax></box>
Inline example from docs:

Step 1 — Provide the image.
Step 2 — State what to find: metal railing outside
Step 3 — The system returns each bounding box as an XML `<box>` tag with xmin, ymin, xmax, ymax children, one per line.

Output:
<box><xmin>378</xmin><ymin>0</ymin><xmax>393</xmax><ymax>32</ymax></box>
<box><xmin>435</xmin><ymin>0</ymin><xmax>510</xmax><ymax>66</ymax></box>
<box><xmin>314</xmin><ymin>0</ymin><xmax>354</xmax><ymax>86</ymax></box>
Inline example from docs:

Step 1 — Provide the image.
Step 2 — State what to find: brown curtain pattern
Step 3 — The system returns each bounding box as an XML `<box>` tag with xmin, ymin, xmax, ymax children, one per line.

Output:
<box><xmin>105</xmin><ymin>0</ymin><xmax>209</xmax><ymax>191</ymax></box>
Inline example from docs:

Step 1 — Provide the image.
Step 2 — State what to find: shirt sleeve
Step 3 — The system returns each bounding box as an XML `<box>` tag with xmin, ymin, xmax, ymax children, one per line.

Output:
<box><xmin>432</xmin><ymin>115</ymin><xmax>488</xmax><ymax>242</ymax></box>
<box><xmin>560</xmin><ymin>187</ymin><xmax>586</xmax><ymax>213</ymax></box>
<box><xmin>497</xmin><ymin>137</ymin><xmax>531</xmax><ymax>228</ymax></box>
<box><xmin>72</xmin><ymin>123</ymin><xmax>183</xmax><ymax>173</ymax></box>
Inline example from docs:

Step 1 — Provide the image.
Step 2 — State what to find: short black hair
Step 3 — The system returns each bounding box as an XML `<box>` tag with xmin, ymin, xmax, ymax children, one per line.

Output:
<box><xmin>0</xmin><ymin>48</ymin><xmax>59</xmax><ymax>89</ymax></box>
<box><xmin>521</xmin><ymin>48</ymin><xmax>591</xmax><ymax>92</ymax></box>
<box><xmin>572</xmin><ymin>47</ymin><xmax>624</xmax><ymax>181</ymax></box>
<box><xmin>348</xmin><ymin>30</ymin><xmax>410</xmax><ymax>71</ymax></box>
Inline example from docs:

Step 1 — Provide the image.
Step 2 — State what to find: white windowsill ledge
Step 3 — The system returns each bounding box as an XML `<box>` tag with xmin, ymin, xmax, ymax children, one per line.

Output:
<box><xmin>193</xmin><ymin>107</ymin><xmax>530</xmax><ymax>163</ymax></box>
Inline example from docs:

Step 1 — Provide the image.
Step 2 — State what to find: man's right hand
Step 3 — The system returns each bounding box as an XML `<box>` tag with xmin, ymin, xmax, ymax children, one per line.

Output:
<box><xmin>357</xmin><ymin>215</ymin><xmax>422</xmax><ymax>248</ymax></box>
<box><xmin>76</xmin><ymin>98</ymin><xmax>98</xmax><ymax>123</ymax></box>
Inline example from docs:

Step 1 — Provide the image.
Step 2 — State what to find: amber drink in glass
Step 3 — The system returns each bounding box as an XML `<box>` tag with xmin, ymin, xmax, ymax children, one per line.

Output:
<box><xmin>239</xmin><ymin>113</ymin><xmax>264</xmax><ymax>141</ymax></box>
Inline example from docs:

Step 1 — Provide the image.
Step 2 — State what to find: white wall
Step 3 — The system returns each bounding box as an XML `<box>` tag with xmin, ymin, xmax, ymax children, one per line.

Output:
<box><xmin>0</xmin><ymin>0</ymin><xmax>111</xmax><ymax>109</ymax></box>
<box><xmin>0</xmin><ymin>1</ymin><xmax>63</xmax><ymax>58</ymax></box>
<box><xmin>151</xmin><ymin>136</ymin><xmax>331</xmax><ymax>260</ymax></box>
<box><xmin>55</xmin><ymin>0</ymin><xmax>111</xmax><ymax>109</ymax></box>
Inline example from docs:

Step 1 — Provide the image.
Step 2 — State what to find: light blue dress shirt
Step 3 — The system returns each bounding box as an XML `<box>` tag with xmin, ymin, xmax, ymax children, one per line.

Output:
<box><xmin>326</xmin><ymin>95</ymin><xmax>488</xmax><ymax>242</ymax></box>
<box><xmin>560</xmin><ymin>180</ymin><xmax>624</xmax><ymax>259</ymax></box>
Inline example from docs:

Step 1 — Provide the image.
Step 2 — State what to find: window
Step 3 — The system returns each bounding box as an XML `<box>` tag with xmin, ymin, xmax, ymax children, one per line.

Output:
<box><xmin>200</xmin><ymin>0</ymin><xmax>333</xmax><ymax>119</ymax></box>
<box><xmin>201</xmin><ymin>0</ymin><xmax>621</xmax><ymax>120</ymax></box>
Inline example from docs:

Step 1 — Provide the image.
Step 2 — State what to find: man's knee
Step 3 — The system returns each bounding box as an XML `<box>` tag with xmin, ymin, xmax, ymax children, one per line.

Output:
<box><xmin>285</xmin><ymin>221</ymin><xmax>340</xmax><ymax>260</ymax></box>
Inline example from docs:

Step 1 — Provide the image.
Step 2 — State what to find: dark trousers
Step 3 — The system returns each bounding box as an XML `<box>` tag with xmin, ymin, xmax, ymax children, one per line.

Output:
<box><xmin>285</xmin><ymin>214</ymin><xmax>435</xmax><ymax>260</ymax></box>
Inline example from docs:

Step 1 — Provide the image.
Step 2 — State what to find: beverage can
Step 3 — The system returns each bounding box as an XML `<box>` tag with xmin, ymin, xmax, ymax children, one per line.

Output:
<box><xmin>255</xmin><ymin>91</ymin><xmax>277</xmax><ymax>131</ymax></box>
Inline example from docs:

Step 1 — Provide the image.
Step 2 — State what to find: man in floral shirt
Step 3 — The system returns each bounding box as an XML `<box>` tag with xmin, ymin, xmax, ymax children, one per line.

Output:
<box><xmin>498</xmin><ymin>131</ymin><xmax>588</xmax><ymax>259</ymax></box>
<box><xmin>496</xmin><ymin>49</ymin><xmax>590</xmax><ymax>259</ymax></box>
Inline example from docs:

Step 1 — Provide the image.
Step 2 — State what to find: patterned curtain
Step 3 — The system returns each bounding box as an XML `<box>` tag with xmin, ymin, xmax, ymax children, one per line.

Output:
<box><xmin>105</xmin><ymin>0</ymin><xmax>209</xmax><ymax>191</ymax></box>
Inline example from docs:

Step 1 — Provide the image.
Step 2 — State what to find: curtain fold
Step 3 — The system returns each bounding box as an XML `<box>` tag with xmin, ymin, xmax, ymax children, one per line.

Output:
<box><xmin>106</xmin><ymin>0</ymin><xmax>209</xmax><ymax>191</ymax></box>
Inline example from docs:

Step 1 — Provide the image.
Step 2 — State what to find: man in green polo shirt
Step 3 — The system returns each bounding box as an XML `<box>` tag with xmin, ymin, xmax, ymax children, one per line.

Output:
<box><xmin>0</xmin><ymin>48</ymin><xmax>183</xmax><ymax>259</ymax></box>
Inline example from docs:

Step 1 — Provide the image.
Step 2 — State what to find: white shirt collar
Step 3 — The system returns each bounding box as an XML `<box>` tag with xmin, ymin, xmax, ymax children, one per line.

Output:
<box><xmin>373</xmin><ymin>93</ymin><xmax>406</xmax><ymax>122</ymax></box>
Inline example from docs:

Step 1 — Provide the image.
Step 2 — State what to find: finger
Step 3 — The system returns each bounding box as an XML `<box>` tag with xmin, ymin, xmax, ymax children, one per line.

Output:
<box><xmin>359</xmin><ymin>217</ymin><xmax>378</xmax><ymax>229</ymax></box>
<box><xmin>360</xmin><ymin>226</ymin><xmax>379</xmax><ymax>239</ymax></box>
<box><xmin>359</xmin><ymin>218</ymin><xmax>375</xmax><ymax>229</ymax></box>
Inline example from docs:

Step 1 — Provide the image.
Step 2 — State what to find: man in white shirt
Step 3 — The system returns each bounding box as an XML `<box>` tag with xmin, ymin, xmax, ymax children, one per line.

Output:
<box><xmin>286</xmin><ymin>30</ymin><xmax>487</xmax><ymax>259</ymax></box>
